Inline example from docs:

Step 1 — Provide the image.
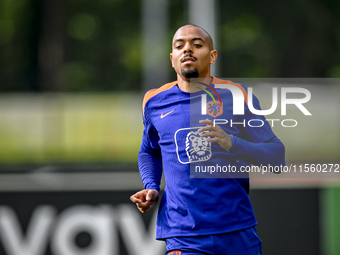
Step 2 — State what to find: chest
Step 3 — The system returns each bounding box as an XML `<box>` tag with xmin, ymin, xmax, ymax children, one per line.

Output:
<box><xmin>150</xmin><ymin>92</ymin><xmax>246</xmax><ymax>142</ymax></box>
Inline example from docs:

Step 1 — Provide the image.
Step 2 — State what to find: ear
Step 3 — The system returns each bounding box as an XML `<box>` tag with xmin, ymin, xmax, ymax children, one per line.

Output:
<box><xmin>210</xmin><ymin>50</ymin><xmax>217</xmax><ymax>65</ymax></box>
<box><xmin>170</xmin><ymin>53</ymin><xmax>174</xmax><ymax>67</ymax></box>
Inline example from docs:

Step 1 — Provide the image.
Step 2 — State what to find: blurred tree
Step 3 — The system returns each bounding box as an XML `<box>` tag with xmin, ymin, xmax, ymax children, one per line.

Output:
<box><xmin>0</xmin><ymin>0</ymin><xmax>339</xmax><ymax>92</ymax></box>
<box><xmin>0</xmin><ymin>0</ymin><xmax>41</xmax><ymax>91</ymax></box>
<box><xmin>39</xmin><ymin>0</ymin><xmax>65</xmax><ymax>91</ymax></box>
<box><xmin>218</xmin><ymin>0</ymin><xmax>339</xmax><ymax>78</ymax></box>
<box><xmin>61</xmin><ymin>0</ymin><xmax>143</xmax><ymax>92</ymax></box>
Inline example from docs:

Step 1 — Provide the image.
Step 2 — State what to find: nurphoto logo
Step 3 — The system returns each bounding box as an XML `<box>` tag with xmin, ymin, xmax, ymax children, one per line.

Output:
<box><xmin>199</xmin><ymin>83</ymin><xmax>312</xmax><ymax>128</ymax></box>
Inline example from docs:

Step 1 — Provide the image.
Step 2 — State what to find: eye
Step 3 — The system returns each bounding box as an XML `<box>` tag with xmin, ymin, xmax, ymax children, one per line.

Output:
<box><xmin>175</xmin><ymin>45</ymin><xmax>183</xmax><ymax>49</ymax></box>
<box><xmin>194</xmin><ymin>44</ymin><xmax>202</xmax><ymax>48</ymax></box>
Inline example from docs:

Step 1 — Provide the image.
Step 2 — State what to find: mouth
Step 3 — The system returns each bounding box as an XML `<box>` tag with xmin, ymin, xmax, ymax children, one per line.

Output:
<box><xmin>181</xmin><ymin>56</ymin><xmax>197</xmax><ymax>64</ymax></box>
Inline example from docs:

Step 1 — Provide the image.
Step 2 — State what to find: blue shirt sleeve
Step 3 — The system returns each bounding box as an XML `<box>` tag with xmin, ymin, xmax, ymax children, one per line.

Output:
<box><xmin>138</xmin><ymin>102</ymin><xmax>163</xmax><ymax>192</ymax></box>
<box><xmin>229</xmin><ymin>135</ymin><xmax>286</xmax><ymax>167</ymax></box>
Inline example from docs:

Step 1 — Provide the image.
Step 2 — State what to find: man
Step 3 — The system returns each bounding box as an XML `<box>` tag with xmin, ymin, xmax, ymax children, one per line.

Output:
<box><xmin>130</xmin><ymin>24</ymin><xmax>285</xmax><ymax>255</ymax></box>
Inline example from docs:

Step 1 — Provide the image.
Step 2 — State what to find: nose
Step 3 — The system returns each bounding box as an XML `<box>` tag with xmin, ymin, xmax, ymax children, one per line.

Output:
<box><xmin>183</xmin><ymin>42</ymin><xmax>193</xmax><ymax>54</ymax></box>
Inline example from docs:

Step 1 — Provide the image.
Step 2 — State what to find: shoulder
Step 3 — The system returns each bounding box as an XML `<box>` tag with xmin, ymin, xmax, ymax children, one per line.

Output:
<box><xmin>142</xmin><ymin>81</ymin><xmax>178</xmax><ymax>117</ymax></box>
<box><xmin>212</xmin><ymin>77</ymin><xmax>249</xmax><ymax>104</ymax></box>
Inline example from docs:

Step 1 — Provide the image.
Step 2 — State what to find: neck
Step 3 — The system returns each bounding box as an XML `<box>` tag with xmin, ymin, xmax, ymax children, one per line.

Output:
<box><xmin>177</xmin><ymin>74</ymin><xmax>213</xmax><ymax>93</ymax></box>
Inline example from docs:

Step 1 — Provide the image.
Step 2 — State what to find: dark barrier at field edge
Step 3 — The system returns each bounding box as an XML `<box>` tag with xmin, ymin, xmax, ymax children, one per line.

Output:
<box><xmin>0</xmin><ymin>165</ymin><xmax>321</xmax><ymax>255</ymax></box>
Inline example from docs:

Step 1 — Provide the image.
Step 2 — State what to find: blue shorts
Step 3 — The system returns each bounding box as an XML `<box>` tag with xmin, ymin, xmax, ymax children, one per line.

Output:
<box><xmin>165</xmin><ymin>227</ymin><xmax>262</xmax><ymax>255</ymax></box>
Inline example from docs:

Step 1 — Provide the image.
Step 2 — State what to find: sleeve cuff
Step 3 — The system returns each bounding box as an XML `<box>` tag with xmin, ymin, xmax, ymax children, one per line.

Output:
<box><xmin>228</xmin><ymin>135</ymin><xmax>237</xmax><ymax>153</ymax></box>
<box><xmin>144</xmin><ymin>182</ymin><xmax>160</xmax><ymax>192</ymax></box>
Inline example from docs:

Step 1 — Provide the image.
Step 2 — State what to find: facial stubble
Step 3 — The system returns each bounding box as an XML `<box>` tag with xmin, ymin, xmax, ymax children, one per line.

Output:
<box><xmin>181</xmin><ymin>67</ymin><xmax>199</xmax><ymax>79</ymax></box>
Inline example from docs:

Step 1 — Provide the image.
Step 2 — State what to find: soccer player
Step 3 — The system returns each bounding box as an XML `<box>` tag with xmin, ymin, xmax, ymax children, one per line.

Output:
<box><xmin>130</xmin><ymin>24</ymin><xmax>285</xmax><ymax>255</ymax></box>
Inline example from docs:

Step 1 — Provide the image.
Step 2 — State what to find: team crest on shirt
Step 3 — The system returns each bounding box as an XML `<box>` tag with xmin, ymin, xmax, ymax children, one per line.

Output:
<box><xmin>185</xmin><ymin>130</ymin><xmax>211</xmax><ymax>162</ymax></box>
<box><xmin>207</xmin><ymin>100</ymin><xmax>223</xmax><ymax>118</ymax></box>
<box><xmin>175</xmin><ymin>127</ymin><xmax>212</xmax><ymax>164</ymax></box>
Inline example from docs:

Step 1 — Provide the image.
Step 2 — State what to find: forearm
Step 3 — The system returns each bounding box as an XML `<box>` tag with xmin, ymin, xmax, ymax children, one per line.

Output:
<box><xmin>229</xmin><ymin>135</ymin><xmax>286</xmax><ymax>167</ymax></box>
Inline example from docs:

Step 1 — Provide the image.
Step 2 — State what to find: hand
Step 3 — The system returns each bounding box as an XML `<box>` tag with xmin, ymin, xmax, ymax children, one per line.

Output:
<box><xmin>130</xmin><ymin>189</ymin><xmax>159</xmax><ymax>214</ymax></box>
<box><xmin>198</xmin><ymin>119</ymin><xmax>232</xmax><ymax>150</ymax></box>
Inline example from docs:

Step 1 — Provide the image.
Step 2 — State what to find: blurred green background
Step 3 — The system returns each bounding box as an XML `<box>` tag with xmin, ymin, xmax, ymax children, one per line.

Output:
<box><xmin>0</xmin><ymin>0</ymin><xmax>339</xmax><ymax>164</ymax></box>
<box><xmin>0</xmin><ymin>1</ymin><xmax>340</xmax><ymax>255</ymax></box>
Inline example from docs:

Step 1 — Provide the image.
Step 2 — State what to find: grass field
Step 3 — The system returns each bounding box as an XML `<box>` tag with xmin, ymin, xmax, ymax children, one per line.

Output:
<box><xmin>0</xmin><ymin>93</ymin><xmax>144</xmax><ymax>164</ymax></box>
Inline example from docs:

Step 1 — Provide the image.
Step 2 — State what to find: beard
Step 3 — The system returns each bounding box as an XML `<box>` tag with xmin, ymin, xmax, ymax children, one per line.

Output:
<box><xmin>181</xmin><ymin>67</ymin><xmax>199</xmax><ymax>78</ymax></box>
